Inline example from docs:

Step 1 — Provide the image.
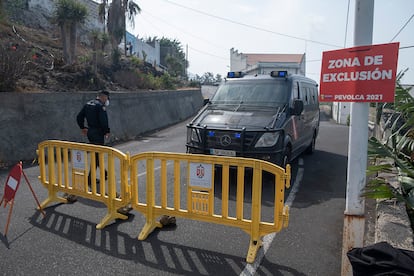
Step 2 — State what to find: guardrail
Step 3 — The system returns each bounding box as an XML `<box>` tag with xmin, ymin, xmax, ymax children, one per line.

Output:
<box><xmin>37</xmin><ymin>140</ymin><xmax>291</xmax><ymax>263</ymax></box>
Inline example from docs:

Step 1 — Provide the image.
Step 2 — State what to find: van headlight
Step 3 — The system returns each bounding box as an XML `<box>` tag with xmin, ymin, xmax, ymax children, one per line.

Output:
<box><xmin>188</xmin><ymin>128</ymin><xmax>200</xmax><ymax>143</ymax></box>
<box><xmin>255</xmin><ymin>132</ymin><xmax>280</xmax><ymax>148</ymax></box>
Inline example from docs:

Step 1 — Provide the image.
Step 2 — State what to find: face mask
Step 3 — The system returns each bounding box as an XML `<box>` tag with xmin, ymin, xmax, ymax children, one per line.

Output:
<box><xmin>105</xmin><ymin>100</ymin><xmax>110</xmax><ymax>107</ymax></box>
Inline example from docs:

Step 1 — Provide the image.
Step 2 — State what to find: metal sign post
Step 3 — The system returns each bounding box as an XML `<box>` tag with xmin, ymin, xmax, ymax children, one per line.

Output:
<box><xmin>319</xmin><ymin>2</ymin><xmax>398</xmax><ymax>271</ymax></box>
<box><xmin>341</xmin><ymin>1</ymin><xmax>374</xmax><ymax>275</ymax></box>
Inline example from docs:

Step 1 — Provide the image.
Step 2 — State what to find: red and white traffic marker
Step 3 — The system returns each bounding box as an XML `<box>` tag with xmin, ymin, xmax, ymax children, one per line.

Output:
<box><xmin>1</xmin><ymin>162</ymin><xmax>45</xmax><ymax>236</ymax></box>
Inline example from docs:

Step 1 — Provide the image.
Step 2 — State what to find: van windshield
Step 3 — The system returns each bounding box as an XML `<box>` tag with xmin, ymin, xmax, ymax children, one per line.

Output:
<box><xmin>211</xmin><ymin>79</ymin><xmax>290</xmax><ymax>107</ymax></box>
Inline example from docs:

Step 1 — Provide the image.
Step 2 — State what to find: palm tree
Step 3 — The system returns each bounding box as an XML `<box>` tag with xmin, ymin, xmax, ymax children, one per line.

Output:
<box><xmin>100</xmin><ymin>0</ymin><xmax>141</xmax><ymax>55</ymax></box>
<box><xmin>90</xmin><ymin>30</ymin><xmax>109</xmax><ymax>73</ymax></box>
<box><xmin>54</xmin><ymin>0</ymin><xmax>88</xmax><ymax>65</ymax></box>
<box><xmin>98</xmin><ymin>0</ymin><xmax>109</xmax><ymax>33</ymax></box>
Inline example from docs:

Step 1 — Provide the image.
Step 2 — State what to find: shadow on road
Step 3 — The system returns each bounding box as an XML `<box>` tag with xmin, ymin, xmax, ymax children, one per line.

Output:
<box><xmin>292</xmin><ymin>149</ymin><xmax>347</xmax><ymax>209</ymax></box>
<box><xmin>27</xmin><ymin>207</ymin><xmax>305</xmax><ymax>275</ymax></box>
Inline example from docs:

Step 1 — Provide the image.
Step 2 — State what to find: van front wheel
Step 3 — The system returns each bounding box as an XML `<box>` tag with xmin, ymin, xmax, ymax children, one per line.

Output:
<box><xmin>282</xmin><ymin>147</ymin><xmax>291</xmax><ymax>169</ymax></box>
<box><xmin>306</xmin><ymin>134</ymin><xmax>316</xmax><ymax>154</ymax></box>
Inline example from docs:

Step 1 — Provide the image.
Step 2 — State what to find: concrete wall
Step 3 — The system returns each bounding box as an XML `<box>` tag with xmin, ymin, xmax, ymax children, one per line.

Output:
<box><xmin>201</xmin><ymin>85</ymin><xmax>218</xmax><ymax>100</ymax></box>
<box><xmin>0</xmin><ymin>89</ymin><xmax>204</xmax><ymax>163</ymax></box>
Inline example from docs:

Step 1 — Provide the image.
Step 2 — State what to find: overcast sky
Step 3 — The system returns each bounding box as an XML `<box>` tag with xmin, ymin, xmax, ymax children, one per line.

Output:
<box><xmin>125</xmin><ymin>0</ymin><xmax>414</xmax><ymax>84</ymax></box>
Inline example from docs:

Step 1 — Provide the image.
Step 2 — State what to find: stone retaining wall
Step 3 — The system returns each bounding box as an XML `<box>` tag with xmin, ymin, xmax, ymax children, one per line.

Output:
<box><xmin>0</xmin><ymin>89</ymin><xmax>204</xmax><ymax>163</ymax></box>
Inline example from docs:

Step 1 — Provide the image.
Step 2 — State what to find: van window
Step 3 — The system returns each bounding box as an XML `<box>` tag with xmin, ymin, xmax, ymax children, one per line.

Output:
<box><xmin>304</xmin><ymin>88</ymin><xmax>309</xmax><ymax>105</ymax></box>
<box><xmin>211</xmin><ymin>80</ymin><xmax>290</xmax><ymax>107</ymax></box>
<box><xmin>310</xmin><ymin>87</ymin><xmax>316</xmax><ymax>104</ymax></box>
<box><xmin>298</xmin><ymin>82</ymin><xmax>309</xmax><ymax>105</ymax></box>
<box><xmin>303</xmin><ymin>84</ymin><xmax>318</xmax><ymax>106</ymax></box>
<box><xmin>309</xmin><ymin>87</ymin><xmax>315</xmax><ymax>104</ymax></box>
<box><xmin>300</xmin><ymin>82</ymin><xmax>319</xmax><ymax>106</ymax></box>
<box><xmin>292</xmin><ymin>81</ymin><xmax>299</xmax><ymax>100</ymax></box>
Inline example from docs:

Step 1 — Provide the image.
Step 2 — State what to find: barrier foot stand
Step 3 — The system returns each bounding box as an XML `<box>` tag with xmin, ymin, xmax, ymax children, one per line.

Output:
<box><xmin>246</xmin><ymin>238</ymin><xmax>263</xmax><ymax>264</ymax></box>
<box><xmin>96</xmin><ymin>210</ymin><xmax>128</xmax><ymax>230</ymax></box>
<box><xmin>39</xmin><ymin>193</ymin><xmax>67</xmax><ymax>210</ymax></box>
<box><xmin>138</xmin><ymin>220</ymin><xmax>163</xmax><ymax>240</ymax></box>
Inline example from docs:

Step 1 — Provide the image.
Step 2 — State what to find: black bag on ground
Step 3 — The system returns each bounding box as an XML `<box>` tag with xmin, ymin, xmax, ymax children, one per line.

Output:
<box><xmin>347</xmin><ymin>241</ymin><xmax>414</xmax><ymax>275</ymax></box>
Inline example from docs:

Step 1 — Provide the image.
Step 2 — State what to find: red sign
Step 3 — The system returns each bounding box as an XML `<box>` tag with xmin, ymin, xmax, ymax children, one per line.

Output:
<box><xmin>319</xmin><ymin>42</ymin><xmax>399</xmax><ymax>102</ymax></box>
<box><xmin>2</xmin><ymin>163</ymin><xmax>22</xmax><ymax>204</ymax></box>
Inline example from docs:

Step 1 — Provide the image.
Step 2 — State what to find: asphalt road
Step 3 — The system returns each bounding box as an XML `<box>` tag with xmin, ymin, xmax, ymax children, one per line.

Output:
<box><xmin>0</xmin><ymin>109</ymin><xmax>350</xmax><ymax>275</ymax></box>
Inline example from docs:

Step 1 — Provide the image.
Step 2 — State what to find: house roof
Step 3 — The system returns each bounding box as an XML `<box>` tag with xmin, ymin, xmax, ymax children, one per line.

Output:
<box><xmin>245</xmin><ymin>53</ymin><xmax>304</xmax><ymax>64</ymax></box>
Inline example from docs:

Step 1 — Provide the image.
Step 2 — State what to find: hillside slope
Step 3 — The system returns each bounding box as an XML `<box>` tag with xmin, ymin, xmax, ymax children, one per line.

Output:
<box><xmin>0</xmin><ymin>17</ymin><xmax>134</xmax><ymax>92</ymax></box>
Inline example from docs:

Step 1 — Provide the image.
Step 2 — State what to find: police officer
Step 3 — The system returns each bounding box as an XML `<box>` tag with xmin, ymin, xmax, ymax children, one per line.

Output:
<box><xmin>77</xmin><ymin>90</ymin><xmax>110</xmax><ymax>144</ymax></box>
<box><xmin>63</xmin><ymin>90</ymin><xmax>111</xmax><ymax>204</ymax></box>
<box><xmin>78</xmin><ymin>90</ymin><xmax>110</xmax><ymax>183</ymax></box>
<box><xmin>67</xmin><ymin>90</ymin><xmax>173</xmax><ymax>221</ymax></box>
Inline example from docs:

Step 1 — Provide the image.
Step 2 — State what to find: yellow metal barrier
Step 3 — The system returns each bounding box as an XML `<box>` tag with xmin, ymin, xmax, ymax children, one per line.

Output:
<box><xmin>37</xmin><ymin>140</ymin><xmax>291</xmax><ymax>263</ymax></box>
<box><xmin>37</xmin><ymin>140</ymin><xmax>131</xmax><ymax>229</ymax></box>
<box><xmin>129</xmin><ymin>152</ymin><xmax>291</xmax><ymax>263</ymax></box>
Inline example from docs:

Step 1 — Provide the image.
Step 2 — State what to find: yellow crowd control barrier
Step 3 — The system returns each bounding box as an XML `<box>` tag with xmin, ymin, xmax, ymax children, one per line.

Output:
<box><xmin>129</xmin><ymin>152</ymin><xmax>291</xmax><ymax>263</ymax></box>
<box><xmin>37</xmin><ymin>140</ymin><xmax>291</xmax><ymax>263</ymax></box>
<box><xmin>37</xmin><ymin>140</ymin><xmax>131</xmax><ymax>229</ymax></box>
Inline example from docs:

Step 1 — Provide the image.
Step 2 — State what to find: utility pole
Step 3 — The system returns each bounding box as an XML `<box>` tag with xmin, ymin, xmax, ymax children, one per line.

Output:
<box><xmin>341</xmin><ymin>0</ymin><xmax>374</xmax><ymax>275</ymax></box>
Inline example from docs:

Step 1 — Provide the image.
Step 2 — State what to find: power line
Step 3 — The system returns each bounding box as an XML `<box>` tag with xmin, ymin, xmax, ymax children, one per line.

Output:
<box><xmin>137</xmin><ymin>14</ymin><xmax>166</xmax><ymax>37</ymax></box>
<box><xmin>390</xmin><ymin>13</ymin><xmax>414</xmax><ymax>42</ymax></box>
<box><xmin>188</xmin><ymin>46</ymin><xmax>228</xmax><ymax>60</ymax></box>
<box><xmin>142</xmin><ymin>10</ymin><xmax>227</xmax><ymax>50</ymax></box>
<box><xmin>162</xmin><ymin>0</ymin><xmax>342</xmax><ymax>48</ymax></box>
<box><xmin>138</xmin><ymin>11</ymin><xmax>228</xmax><ymax>60</ymax></box>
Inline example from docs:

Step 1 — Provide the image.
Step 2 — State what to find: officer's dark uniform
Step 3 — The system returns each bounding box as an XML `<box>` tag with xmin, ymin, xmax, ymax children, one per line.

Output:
<box><xmin>76</xmin><ymin>99</ymin><xmax>110</xmax><ymax>145</ymax></box>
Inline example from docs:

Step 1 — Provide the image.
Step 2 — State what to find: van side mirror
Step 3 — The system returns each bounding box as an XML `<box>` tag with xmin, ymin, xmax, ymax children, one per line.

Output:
<box><xmin>292</xmin><ymin>99</ymin><xmax>304</xmax><ymax>115</ymax></box>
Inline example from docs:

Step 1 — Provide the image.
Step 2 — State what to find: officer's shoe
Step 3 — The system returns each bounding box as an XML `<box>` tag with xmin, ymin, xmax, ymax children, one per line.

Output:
<box><xmin>117</xmin><ymin>205</ymin><xmax>132</xmax><ymax>216</ymax></box>
<box><xmin>63</xmin><ymin>193</ymin><xmax>77</xmax><ymax>203</ymax></box>
<box><xmin>159</xmin><ymin>215</ymin><xmax>176</xmax><ymax>226</ymax></box>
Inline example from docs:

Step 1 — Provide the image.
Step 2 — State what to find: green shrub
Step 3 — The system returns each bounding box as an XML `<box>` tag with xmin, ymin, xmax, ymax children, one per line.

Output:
<box><xmin>364</xmin><ymin>70</ymin><xmax>414</xmax><ymax>209</ymax></box>
<box><xmin>0</xmin><ymin>44</ymin><xmax>29</xmax><ymax>91</ymax></box>
<box><xmin>160</xmin><ymin>73</ymin><xmax>176</xmax><ymax>90</ymax></box>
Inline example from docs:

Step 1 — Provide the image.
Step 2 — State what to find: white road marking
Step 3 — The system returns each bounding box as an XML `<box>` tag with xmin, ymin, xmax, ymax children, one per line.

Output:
<box><xmin>240</xmin><ymin>158</ymin><xmax>304</xmax><ymax>276</ymax></box>
<box><xmin>137</xmin><ymin>163</ymin><xmax>169</xmax><ymax>177</ymax></box>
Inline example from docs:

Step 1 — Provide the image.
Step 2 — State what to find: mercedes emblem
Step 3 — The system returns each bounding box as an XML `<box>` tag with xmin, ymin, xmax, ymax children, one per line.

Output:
<box><xmin>220</xmin><ymin>135</ymin><xmax>232</xmax><ymax>146</ymax></box>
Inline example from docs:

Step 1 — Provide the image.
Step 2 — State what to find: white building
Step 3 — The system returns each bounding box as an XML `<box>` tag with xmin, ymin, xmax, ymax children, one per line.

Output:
<box><xmin>230</xmin><ymin>48</ymin><xmax>306</xmax><ymax>76</ymax></box>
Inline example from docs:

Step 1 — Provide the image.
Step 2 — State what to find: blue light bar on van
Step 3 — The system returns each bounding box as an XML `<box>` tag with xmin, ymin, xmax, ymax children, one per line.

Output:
<box><xmin>270</xmin><ymin>71</ymin><xmax>288</xmax><ymax>78</ymax></box>
<box><xmin>208</xmin><ymin>131</ymin><xmax>215</xmax><ymax>137</ymax></box>
<box><xmin>227</xmin><ymin>71</ymin><xmax>244</xmax><ymax>78</ymax></box>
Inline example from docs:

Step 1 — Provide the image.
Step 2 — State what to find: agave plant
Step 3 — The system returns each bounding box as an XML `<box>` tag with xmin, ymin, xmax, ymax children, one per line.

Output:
<box><xmin>365</xmin><ymin>70</ymin><xmax>414</xmax><ymax>209</ymax></box>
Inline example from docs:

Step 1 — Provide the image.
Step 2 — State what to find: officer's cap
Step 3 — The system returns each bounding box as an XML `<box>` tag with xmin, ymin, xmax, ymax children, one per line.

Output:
<box><xmin>99</xmin><ymin>90</ymin><xmax>110</xmax><ymax>99</ymax></box>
